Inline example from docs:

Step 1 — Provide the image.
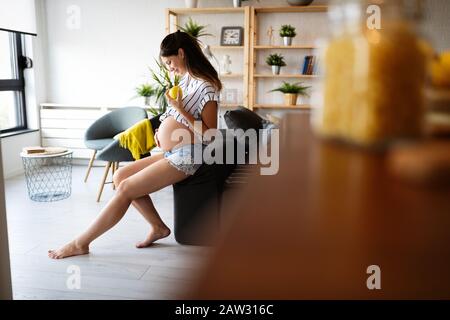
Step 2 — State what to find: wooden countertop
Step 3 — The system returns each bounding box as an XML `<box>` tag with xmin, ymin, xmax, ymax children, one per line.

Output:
<box><xmin>190</xmin><ymin>113</ymin><xmax>450</xmax><ymax>299</ymax></box>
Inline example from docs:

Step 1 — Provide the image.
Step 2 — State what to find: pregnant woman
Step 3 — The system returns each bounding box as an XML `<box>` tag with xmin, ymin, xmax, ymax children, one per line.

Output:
<box><xmin>49</xmin><ymin>31</ymin><xmax>222</xmax><ymax>259</ymax></box>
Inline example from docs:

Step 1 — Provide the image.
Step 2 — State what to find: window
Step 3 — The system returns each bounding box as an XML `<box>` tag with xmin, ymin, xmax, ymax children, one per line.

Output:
<box><xmin>0</xmin><ymin>31</ymin><xmax>27</xmax><ymax>133</ymax></box>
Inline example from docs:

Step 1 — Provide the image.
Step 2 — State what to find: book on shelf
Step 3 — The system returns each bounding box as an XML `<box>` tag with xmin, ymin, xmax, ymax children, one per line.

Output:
<box><xmin>301</xmin><ymin>55</ymin><xmax>318</xmax><ymax>76</ymax></box>
<box><xmin>307</xmin><ymin>56</ymin><xmax>315</xmax><ymax>75</ymax></box>
<box><xmin>312</xmin><ymin>57</ymin><xmax>320</xmax><ymax>75</ymax></box>
<box><xmin>301</xmin><ymin>56</ymin><xmax>310</xmax><ymax>75</ymax></box>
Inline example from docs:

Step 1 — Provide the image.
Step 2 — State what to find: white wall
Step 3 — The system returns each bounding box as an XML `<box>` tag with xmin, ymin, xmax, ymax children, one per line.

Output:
<box><xmin>37</xmin><ymin>0</ymin><xmax>449</xmax><ymax>105</ymax></box>
<box><xmin>1</xmin><ymin>131</ymin><xmax>41</xmax><ymax>179</ymax></box>
<box><xmin>44</xmin><ymin>0</ymin><xmax>167</xmax><ymax>106</ymax></box>
<box><xmin>40</xmin><ymin>0</ymin><xmax>327</xmax><ymax>107</ymax></box>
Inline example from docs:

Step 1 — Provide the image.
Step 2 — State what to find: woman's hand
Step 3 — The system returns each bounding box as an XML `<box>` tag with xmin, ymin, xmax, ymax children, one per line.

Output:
<box><xmin>154</xmin><ymin>128</ymin><xmax>161</xmax><ymax>148</ymax></box>
<box><xmin>165</xmin><ymin>89</ymin><xmax>183</xmax><ymax>112</ymax></box>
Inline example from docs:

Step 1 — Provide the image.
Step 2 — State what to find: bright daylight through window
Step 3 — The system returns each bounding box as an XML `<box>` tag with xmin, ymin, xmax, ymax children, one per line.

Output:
<box><xmin>0</xmin><ymin>31</ymin><xmax>26</xmax><ymax>133</ymax></box>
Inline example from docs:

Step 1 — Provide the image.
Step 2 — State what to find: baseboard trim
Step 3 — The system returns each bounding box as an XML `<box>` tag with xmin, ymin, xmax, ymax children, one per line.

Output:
<box><xmin>4</xmin><ymin>168</ymin><xmax>24</xmax><ymax>179</ymax></box>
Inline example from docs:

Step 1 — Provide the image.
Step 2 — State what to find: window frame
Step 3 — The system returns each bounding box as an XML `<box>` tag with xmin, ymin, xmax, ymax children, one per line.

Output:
<box><xmin>0</xmin><ymin>31</ymin><xmax>28</xmax><ymax>134</ymax></box>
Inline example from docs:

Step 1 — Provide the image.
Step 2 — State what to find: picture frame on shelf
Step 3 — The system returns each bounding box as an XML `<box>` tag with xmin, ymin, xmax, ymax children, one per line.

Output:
<box><xmin>220</xmin><ymin>26</ymin><xmax>244</xmax><ymax>46</ymax></box>
<box><xmin>221</xmin><ymin>88</ymin><xmax>238</xmax><ymax>104</ymax></box>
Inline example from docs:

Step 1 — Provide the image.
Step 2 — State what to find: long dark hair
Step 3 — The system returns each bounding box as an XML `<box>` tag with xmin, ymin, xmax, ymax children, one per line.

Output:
<box><xmin>160</xmin><ymin>31</ymin><xmax>222</xmax><ymax>91</ymax></box>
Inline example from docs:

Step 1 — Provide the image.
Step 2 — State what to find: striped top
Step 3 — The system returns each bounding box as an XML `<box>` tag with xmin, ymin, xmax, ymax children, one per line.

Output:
<box><xmin>159</xmin><ymin>73</ymin><xmax>220</xmax><ymax>128</ymax></box>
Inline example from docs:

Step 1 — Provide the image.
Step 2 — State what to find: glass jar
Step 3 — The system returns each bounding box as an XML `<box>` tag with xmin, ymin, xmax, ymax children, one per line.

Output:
<box><xmin>312</xmin><ymin>0</ymin><xmax>432</xmax><ymax>147</ymax></box>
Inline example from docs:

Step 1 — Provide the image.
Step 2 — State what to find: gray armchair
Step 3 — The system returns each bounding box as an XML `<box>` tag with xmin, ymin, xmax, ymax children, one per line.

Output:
<box><xmin>83</xmin><ymin>107</ymin><xmax>148</xmax><ymax>201</ymax></box>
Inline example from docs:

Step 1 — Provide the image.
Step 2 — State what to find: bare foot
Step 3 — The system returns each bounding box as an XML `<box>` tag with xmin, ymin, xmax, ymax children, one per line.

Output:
<box><xmin>136</xmin><ymin>226</ymin><xmax>171</xmax><ymax>248</ymax></box>
<box><xmin>48</xmin><ymin>240</ymin><xmax>89</xmax><ymax>259</ymax></box>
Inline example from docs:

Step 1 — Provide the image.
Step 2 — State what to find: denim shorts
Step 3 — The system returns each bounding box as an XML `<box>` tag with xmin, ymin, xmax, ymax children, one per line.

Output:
<box><xmin>164</xmin><ymin>143</ymin><xmax>207</xmax><ymax>176</ymax></box>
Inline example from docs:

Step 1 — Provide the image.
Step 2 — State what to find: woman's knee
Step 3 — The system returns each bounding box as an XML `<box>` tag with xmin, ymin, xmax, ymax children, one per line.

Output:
<box><xmin>113</xmin><ymin>167</ymin><xmax>126</xmax><ymax>187</ymax></box>
<box><xmin>115</xmin><ymin>178</ymin><xmax>134</xmax><ymax>201</ymax></box>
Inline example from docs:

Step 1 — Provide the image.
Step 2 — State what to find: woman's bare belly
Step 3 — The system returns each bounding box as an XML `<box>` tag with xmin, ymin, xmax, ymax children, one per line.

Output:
<box><xmin>157</xmin><ymin>116</ymin><xmax>197</xmax><ymax>151</ymax></box>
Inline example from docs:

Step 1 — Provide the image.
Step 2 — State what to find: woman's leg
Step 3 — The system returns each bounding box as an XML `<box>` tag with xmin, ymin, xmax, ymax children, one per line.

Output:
<box><xmin>112</xmin><ymin>153</ymin><xmax>171</xmax><ymax>247</ymax></box>
<box><xmin>48</xmin><ymin>157</ymin><xmax>188</xmax><ymax>259</ymax></box>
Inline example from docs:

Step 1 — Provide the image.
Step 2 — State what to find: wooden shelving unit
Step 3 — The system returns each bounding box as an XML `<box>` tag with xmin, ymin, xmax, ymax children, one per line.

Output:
<box><xmin>254</xmin><ymin>104</ymin><xmax>312</xmax><ymax>110</ymax></box>
<box><xmin>166</xmin><ymin>7</ymin><xmax>245</xmax><ymax>16</ymax></box>
<box><xmin>220</xmin><ymin>73</ymin><xmax>244</xmax><ymax>78</ymax></box>
<box><xmin>220</xmin><ymin>103</ymin><xmax>241</xmax><ymax>108</ymax></box>
<box><xmin>166</xmin><ymin>7</ymin><xmax>250</xmax><ymax>108</ymax></box>
<box><xmin>254</xmin><ymin>74</ymin><xmax>318</xmax><ymax>78</ymax></box>
<box><xmin>254</xmin><ymin>45</ymin><xmax>316</xmax><ymax>50</ymax></box>
<box><xmin>249</xmin><ymin>6</ymin><xmax>327</xmax><ymax>110</ymax></box>
<box><xmin>210</xmin><ymin>46</ymin><xmax>244</xmax><ymax>50</ymax></box>
<box><xmin>166</xmin><ymin>5</ymin><xmax>327</xmax><ymax>111</ymax></box>
<box><xmin>254</xmin><ymin>6</ymin><xmax>328</xmax><ymax>13</ymax></box>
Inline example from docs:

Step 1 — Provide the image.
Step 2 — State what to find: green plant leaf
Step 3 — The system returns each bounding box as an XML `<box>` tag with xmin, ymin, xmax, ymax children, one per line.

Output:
<box><xmin>177</xmin><ymin>17</ymin><xmax>213</xmax><ymax>39</ymax></box>
<box><xmin>280</xmin><ymin>24</ymin><xmax>297</xmax><ymax>38</ymax></box>
<box><xmin>135</xmin><ymin>83</ymin><xmax>156</xmax><ymax>97</ymax></box>
<box><xmin>265</xmin><ymin>53</ymin><xmax>287</xmax><ymax>67</ymax></box>
<box><xmin>269</xmin><ymin>81</ymin><xmax>311</xmax><ymax>95</ymax></box>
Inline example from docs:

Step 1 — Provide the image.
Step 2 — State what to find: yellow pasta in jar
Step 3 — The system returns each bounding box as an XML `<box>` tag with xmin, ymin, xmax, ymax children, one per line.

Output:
<box><xmin>315</xmin><ymin>19</ymin><xmax>429</xmax><ymax>147</ymax></box>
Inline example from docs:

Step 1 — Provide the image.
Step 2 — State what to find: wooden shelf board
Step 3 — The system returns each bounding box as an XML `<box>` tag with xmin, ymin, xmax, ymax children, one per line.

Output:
<box><xmin>254</xmin><ymin>74</ymin><xmax>318</xmax><ymax>78</ymax></box>
<box><xmin>254</xmin><ymin>6</ymin><xmax>328</xmax><ymax>13</ymax></box>
<box><xmin>210</xmin><ymin>46</ymin><xmax>245</xmax><ymax>50</ymax></box>
<box><xmin>254</xmin><ymin>45</ymin><xmax>316</xmax><ymax>49</ymax></box>
<box><xmin>220</xmin><ymin>104</ymin><xmax>242</xmax><ymax>108</ymax></box>
<box><xmin>220</xmin><ymin>73</ymin><xmax>244</xmax><ymax>78</ymax></box>
<box><xmin>254</xmin><ymin>104</ymin><xmax>312</xmax><ymax>109</ymax></box>
<box><xmin>168</xmin><ymin>7</ymin><xmax>246</xmax><ymax>15</ymax></box>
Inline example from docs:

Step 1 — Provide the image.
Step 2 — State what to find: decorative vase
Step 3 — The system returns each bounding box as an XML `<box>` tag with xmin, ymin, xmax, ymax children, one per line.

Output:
<box><xmin>233</xmin><ymin>0</ymin><xmax>242</xmax><ymax>8</ymax></box>
<box><xmin>221</xmin><ymin>55</ymin><xmax>232</xmax><ymax>74</ymax></box>
<box><xmin>287</xmin><ymin>0</ymin><xmax>314</xmax><ymax>5</ymax></box>
<box><xmin>272</xmin><ymin>65</ymin><xmax>281</xmax><ymax>75</ymax></box>
<box><xmin>284</xmin><ymin>93</ymin><xmax>298</xmax><ymax>106</ymax></box>
<box><xmin>144</xmin><ymin>96</ymin><xmax>151</xmax><ymax>106</ymax></box>
<box><xmin>283</xmin><ymin>36</ymin><xmax>293</xmax><ymax>46</ymax></box>
<box><xmin>185</xmin><ymin>0</ymin><xmax>199</xmax><ymax>8</ymax></box>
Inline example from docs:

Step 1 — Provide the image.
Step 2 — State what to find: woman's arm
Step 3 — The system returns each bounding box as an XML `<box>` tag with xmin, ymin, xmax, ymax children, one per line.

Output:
<box><xmin>165</xmin><ymin>90</ymin><xmax>217</xmax><ymax>136</ymax></box>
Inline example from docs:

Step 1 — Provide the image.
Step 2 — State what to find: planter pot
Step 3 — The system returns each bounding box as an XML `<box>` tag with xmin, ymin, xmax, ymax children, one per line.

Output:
<box><xmin>284</xmin><ymin>93</ymin><xmax>298</xmax><ymax>106</ymax></box>
<box><xmin>144</xmin><ymin>96</ymin><xmax>151</xmax><ymax>106</ymax></box>
<box><xmin>185</xmin><ymin>0</ymin><xmax>199</xmax><ymax>8</ymax></box>
<box><xmin>283</xmin><ymin>37</ymin><xmax>293</xmax><ymax>46</ymax></box>
<box><xmin>233</xmin><ymin>0</ymin><xmax>242</xmax><ymax>8</ymax></box>
<box><xmin>272</xmin><ymin>65</ymin><xmax>281</xmax><ymax>75</ymax></box>
<box><xmin>287</xmin><ymin>0</ymin><xmax>314</xmax><ymax>5</ymax></box>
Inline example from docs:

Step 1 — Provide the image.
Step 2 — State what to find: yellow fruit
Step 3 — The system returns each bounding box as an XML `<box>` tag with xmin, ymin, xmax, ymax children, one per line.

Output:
<box><xmin>431</xmin><ymin>53</ymin><xmax>450</xmax><ymax>88</ymax></box>
<box><xmin>169</xmin><ymin>86</ymin><xmax>182</xmax><ymax>100</ymax></box>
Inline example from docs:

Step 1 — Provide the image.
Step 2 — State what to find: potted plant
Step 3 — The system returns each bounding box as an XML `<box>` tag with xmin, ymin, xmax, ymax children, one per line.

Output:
<box><xmin>266</xmin><ymin>53</ymin><xmax>287</xmax><ymax>75</ymax></box>
<box><xmin>178</xmin><ymin>17</ymin><xmax>212</xmax><ymax>39</ymax></box>
<box><xmin>185</xmin><ymin>0</ymin><xmax>199</xmax><ymax>8</ymax></box>
<box><xmin>280</xmin><ymin>24</ymin><xmax>297</xmax><ymax>46</ymax></box>
<box><xmin>269</xmin><ymin>81</ymin><xmax>310</xmax><ymax>106</ymax></box>
<box><xmin>148</xmin><ymin>59</ymin><xmax>181</xmax><ymax>117</ymax></box>
<box><xmin>135</xmin><ymin>84</ymin><xmax>156</xmax><ymax>106</ymax></box>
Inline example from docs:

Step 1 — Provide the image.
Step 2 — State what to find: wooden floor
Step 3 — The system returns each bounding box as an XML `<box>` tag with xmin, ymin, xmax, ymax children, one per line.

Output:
<box><xmin>4</xmin><ymin>165</ymin><xmax>211</xmax><ymax>300</ymax></box>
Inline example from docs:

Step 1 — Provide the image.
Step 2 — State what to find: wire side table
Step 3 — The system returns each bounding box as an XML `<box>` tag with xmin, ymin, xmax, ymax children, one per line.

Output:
<box><xmin>20</xmin><ymin>150</ymin><xmax>73</xmax><ymax>202</ymax></box>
